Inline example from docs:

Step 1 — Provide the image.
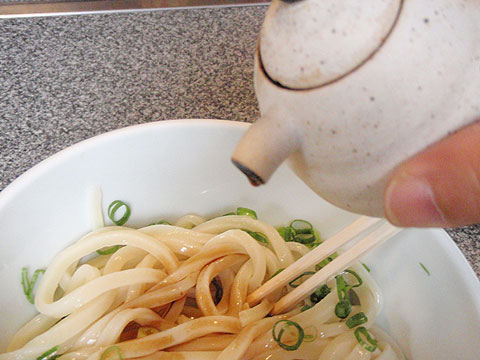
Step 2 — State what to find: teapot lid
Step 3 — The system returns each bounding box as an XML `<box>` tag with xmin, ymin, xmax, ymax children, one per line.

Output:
<box><xmin>259</xmin><ymin>0</ymin><xmax>402</xmax><ymax>89</ymax></box>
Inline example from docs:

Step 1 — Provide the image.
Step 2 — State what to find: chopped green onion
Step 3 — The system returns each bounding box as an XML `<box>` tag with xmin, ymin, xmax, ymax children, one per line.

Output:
<box><xmin>289</xmin><ymin>271</ymin><xmax>315</xmax><ymax>288</ymax></box>
<box><xmin>335</xmin><ymin>275</ymin><xmax>351</xmax><ymax>318</ymax></box>
<box><xmin>21</xmin><ymin>267</ymin><xmax>29</xmax><ymax>295</ymax></box>
<box><xmin>222</xmin><ymin>212</ymin><xmax>236</xmax><ymax>216</ymax></box>
<box><xmin>419</xmin><ymin>262</ymin><xmax>430</xmax><ymax>276</ymax></box>
<box><xmin>335</xmin><ymin>270</ymin><xmax>363</xmax><ymax>298</ymax></box>
<box><xmin>277</xmin><ymin>219</ymin><xmax>320</xmax><ymax>248</ymax></box>
<box><xmin>236</xmin><ymin>207</ymin><xmax>257</xmax><ymax>219</ymax></box>
<box><xmin>315</xmin><ymin>253</ymin><xmax>338</xmax><ymax>270</ymax></box>
<box><xmin>344</xmin><ymin>269</ymin><xmax>363</xmax><ymax>288</ymax></box>
<box><xmin>301</xmin><ymin>304</ymin><xmax>312</xmax><ymax>312</ymax></box>
<box><xmin>36</xmin><ymin>345</ymin><xmax>59</xmax><ymax>360</ymax></box>
<box><xmin>243</xmin><ymin>230</ymin><xmax>268</xmax><ymax>244</ymax></box>
<box><xmin>100</xmin><ymin>345</ymin><xmax>124</xmax><ymax>360</ymax></box>
<box><xmin>354</xmin><ymin>326</ymin><xmax>378</xmax><ymax>352</ymax></box>
<box><xmin>272</xmin><ymin>320</ymin><xmax>304</xmax><ymax>351</ymax></box>
<box><xmin>310</xmin><ymin>284</ymin><xmax>331</xmax><ymax>304</ymax></box>
<box><xmin>277</xmin><ymin>226</ymin><xmax>295</xmax><ymax>242</ymax></box>
<box><xmin>96</xmin><ymin>245</ymin><xmax>122</xmax><ymax>256</ymax></box>
<box><xmin>212</xmin><ymin>278</ymin><xmax>223</xmax><ymax>305</ymax></box>
<box><xmin>335</xmin><ymin>299</ymin><xmax>352</xmax><ymax>319</ymax></box>
<box><xmin>270</xmin><ymin>268</ymin><xmax>285</xmax><ymax>279</ymax></box>
<box><xmin>21</xmin><ymin>267</ymin><xmax>45</xmax><ymax>304</ymax></box>
<box><xmin>361</xmin><ymin>262</ymin><xmax>371</xmax><ymax>272</ymax></box>
<box><xmin>334</xmin><ymin>270</ymin><xmax>363</xmax><ymax>319</ymax></box>
<box><xmin>303</xmin><ymin>326</ymin><xmax>317</xmax><ymax>342</ymax></box>
<box><xmin>335</xmin><ymin>274</ymin><xmax>348</xmax><ymax>299</ymax></box>
<box><xmin>291</xmin><ymin>220</ymin><xmax>318</xmax><ymax>246</ymax></box>
<box><xmin>290</xmin><ymin>219</ymin><xmax>314</xmax><ymax>234</ymax></box>
<box><xmin>29</xmin><ymin>269</ymin><xmax>44</xmax><ymax>290</ymax></box>
<box><xmin>304</xmin><ymin>335</ymin><xmax>314</xmax><ymax>342</ymax></box>
<box><xmin>107</xmin><ymin>200</ymin><xmax>131</xmax><ymax>226</ymax></box>
<box><xmin>346</xmin><ymin>312</ymin><xmax>368</xmax><ymax>328</ymax></box>
<box><xmin>294</xmin><ymin>233</ymin><xmax>317</xmax><ymax>245</ymax></box>
<box><xmin>150</xmin><ymin>220</ymin><xmax>171</xmax><ymax>225</ymax></box>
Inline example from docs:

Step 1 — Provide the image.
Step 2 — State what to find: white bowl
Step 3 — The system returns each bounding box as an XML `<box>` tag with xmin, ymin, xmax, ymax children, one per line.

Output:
<box><xmin>0</xmin><ymin>119</ymin><xmax>479</xmax><ymax>359</ymax></box>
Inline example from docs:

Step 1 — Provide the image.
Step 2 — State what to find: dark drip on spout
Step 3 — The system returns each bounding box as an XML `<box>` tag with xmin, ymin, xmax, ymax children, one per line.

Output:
<box><xmin>231</xmin><ymin>159</ymin><xmax>265</xmax><ymax>186</ymax></box>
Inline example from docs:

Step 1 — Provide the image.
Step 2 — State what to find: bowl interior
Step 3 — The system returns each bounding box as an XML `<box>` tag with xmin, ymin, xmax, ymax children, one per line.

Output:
<box><xmin>0</xmin><ymin>119</ymin><xmax>479</xmax><ymax>358</ymax></box>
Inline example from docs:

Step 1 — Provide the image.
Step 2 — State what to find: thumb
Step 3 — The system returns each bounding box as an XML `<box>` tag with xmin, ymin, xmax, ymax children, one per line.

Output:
<box><xmin>384</xmin><ymin>121</ymin><xmax>480</xmax><ymax>228</ymax></box>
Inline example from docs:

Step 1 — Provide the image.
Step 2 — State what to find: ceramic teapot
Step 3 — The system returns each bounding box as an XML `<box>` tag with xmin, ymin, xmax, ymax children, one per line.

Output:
<box><xmin>232</xmin><ymin>0</ymin><xmax>480</xmax><ymax>217</ymax></box>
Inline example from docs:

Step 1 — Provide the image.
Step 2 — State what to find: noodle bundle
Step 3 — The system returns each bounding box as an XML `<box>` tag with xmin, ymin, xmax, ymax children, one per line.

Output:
<box><xmin>0</xmin><ymin>209</ymin><xmax>404</xmax><ymax>360</ymax></box>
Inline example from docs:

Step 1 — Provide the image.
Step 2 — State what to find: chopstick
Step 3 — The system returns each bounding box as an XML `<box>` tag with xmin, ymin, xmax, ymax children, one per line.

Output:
<box><xmin>246</xmin><ymin>216</ymin><xmax>380</xmax><ymax>306</ymax></box>
<box><xmin>246</xmin><ymin>216</ymin><xmax>401</xmax><ymax>315</ymax></box>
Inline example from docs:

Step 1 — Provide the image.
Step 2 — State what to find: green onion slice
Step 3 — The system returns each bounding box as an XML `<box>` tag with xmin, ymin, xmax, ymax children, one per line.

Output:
<box><xmin>236</xmin><ymin>207</ymin><xmax>257</xmax><ymax>219</ymax></box>
<box><xmin>335</xmin><ymin>270</ymin><xmax>363</xmax><ymax>301</ymax></box>
<box><xmin>36</xmin><ymin>345</ymin><xmax>59</xmax><ymax>360</ymax></box>
<box><xmin>334</xmin><ymin>299</ymin><xmax>352</xmax><ymax>319</ymax></box>
<box><xmin>272</xmin><ymin>320</ymin><xmax>304</xmax><ymax>351</ymax></box>
<box><xmin>151</xmin><ymin>220</ymin><xmax>171</xmax><ymax>225</ymax></box>
<box><xmin>243</xmin><ymin>230</ymin><xmax>268</xmax><ymax>244</ymax></box>
<box><xmin>100</xmin><ymin>345</ymin><xmax>124</xmax><ymax>360</ymax></box>
<box><xmin>290</xmin><ymin>220</ymin><xmax>317</xmax><ymax>245</ymax></box>
<box><xmin>277</xmin><ymin>226</ymin><xmax>295</xmax><ymax>242</ymax></box>
<box><xmin>315</xmin><ymin>253</ymin><xmax>338</xmax><ymax>270</ymax></box>
<box><xmin>107</xmin><ymin>200</ymin><xmax>131</xmax><ymax>226</ymax></box>
<box><xmin>290</xmin><ymin>219</ymin><xmax>313</xmax><ymax>233</ymax></box>
<box><xmin>222</xmin><ymin>212</ymin><xmax>236</xmax><ymax>216</ymax></box>
<box><xmin>289</xmin><ymin>271</ymin><xmax>315</xmax><ymax>288</ymax></box>
<box><xmin>310</xmin><ymin>284</ymin><xmax>331</xmax><ymax>304</ymax></box>
<box><xmin>335</xmin><ymin>274</ymin><xmax>348</xmax><ymax>300</ymax></box>
<box><xmin>30</xmin><ymin>269</ymin><xmax>45</xmax><ymax>291</ymax></box>
<box><xmin>270</xmin><ymin>268</ymin><xmax>285</xmax><ymax>279</ymax></box>
<box><xmin>420</xmin><ymin>262</ymin><xmax>430</xmax><ymax>276</ymax></box>
<box><xmin>21</xmin><ymin>267</ymin><xmax>29</xmax><ymax>295</ymax></box>
<box><xmin>22</xmin><ymin>267</ymin><xmax>46</xmax><ymax>304</ymax></box>
<box><xmin>303</xmin><ymin>326</ymin><xmax>317</xmax><ymax>343</ymax></box>
<box><xmin>354</xmin><ymin>326</ymin><xmax>378</xmax><ymax>352</ymax></box>
<box><xmin>294</xmin><ymin>233</ymin><xmax>317</xmax><ymax>245</ymax></box>
<box><xmin>361</xmin><ymin>262</ymin><xmax>371</xmax><ymax>272</ymax></box>
<box><xmin>96</xmin><ymin>245</ymin><xmax>122</xmax><ymax>256</ymax></box>
<box><xmin>277</xmin><ymin>219</ymin><xmax>320</xmax><ymax>248</ymax></box>
<box><xmin>346</xmin><ymin>312</ymin><xmax>368</xmax><ymax>329</ymax></box>
<box><xmin>334</xmin><ymin>270</ymin><xmax>362</xmax><ymax>319</ymax></box>
<box><xmin>344</xmin><ymin>269</ymin><xmax>363</xmax><ymax>288</ymax></box>
<box><xmin>301</xmin><ymin>304</ymin><xmax>312</xmax><ymax>312</ymax></box>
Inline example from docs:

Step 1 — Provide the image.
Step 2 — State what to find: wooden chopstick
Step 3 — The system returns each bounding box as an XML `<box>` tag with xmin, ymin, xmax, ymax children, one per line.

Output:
<box><xmin>270</xmin><ymin>221</ymin><xmax>401</xmax><ymax>314</ymax></box>
<box><xmin>246</xmin><ymin>216</ymin><xmax>382</xmax><ymax>307</ymax></box>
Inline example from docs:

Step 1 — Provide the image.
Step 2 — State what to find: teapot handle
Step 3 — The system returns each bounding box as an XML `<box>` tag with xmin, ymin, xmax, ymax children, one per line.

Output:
<box><xmin>231</xmin><ymin>111</ymin><xmax>301</xmax><ymax>186</ymax></box>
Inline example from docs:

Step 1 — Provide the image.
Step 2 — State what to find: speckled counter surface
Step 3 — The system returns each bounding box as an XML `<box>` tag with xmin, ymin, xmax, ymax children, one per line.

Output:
<box><xmin>0</xmin><ymin>5</ymin><xmax>479</xmax><ymax>278</ymax></box>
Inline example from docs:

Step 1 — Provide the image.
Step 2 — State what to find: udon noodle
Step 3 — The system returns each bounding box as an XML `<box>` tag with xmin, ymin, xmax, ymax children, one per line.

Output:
<box><xmin>0</xmin><ymin>207</ymin><xmax>404</xmax><ymax>360</ymax></box>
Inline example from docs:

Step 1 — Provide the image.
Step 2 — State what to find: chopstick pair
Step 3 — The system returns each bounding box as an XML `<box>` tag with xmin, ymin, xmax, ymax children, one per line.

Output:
<box><xmin>247</xmin><ymin>216</ymin><xmax>401</xmax><ymax>314</ymax></box>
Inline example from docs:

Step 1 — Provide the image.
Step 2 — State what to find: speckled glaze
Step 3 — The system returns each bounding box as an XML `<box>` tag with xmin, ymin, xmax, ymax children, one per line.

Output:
<box><xmin>259</xmin><ymin>0</ymin><xmax>402</xmax><ymax>89</ymax></box>
<box><xmin>233</xmin><ymin>0</ymin><xmax>480</xmax><ymax>217</ymax></box>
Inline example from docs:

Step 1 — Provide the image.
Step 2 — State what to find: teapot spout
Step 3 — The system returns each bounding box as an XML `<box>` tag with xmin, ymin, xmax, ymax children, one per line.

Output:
<box><xmin>232</xmin><ymin>114</ymin><xmax>300</xmax><ymax>186</ymax></box>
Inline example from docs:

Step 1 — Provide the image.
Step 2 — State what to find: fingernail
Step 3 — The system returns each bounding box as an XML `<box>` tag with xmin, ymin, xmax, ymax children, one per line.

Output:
<box><xmin>384</xmin><ymin>173</ymin><xmax>445</xmax><ymax>227</ymax></box>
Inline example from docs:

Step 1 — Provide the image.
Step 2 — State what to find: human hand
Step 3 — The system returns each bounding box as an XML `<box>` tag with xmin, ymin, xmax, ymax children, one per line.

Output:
<box><xmin>384</xmin><ymin>121</ymin><xmax>480</xmax><ymax>228</ymax></box>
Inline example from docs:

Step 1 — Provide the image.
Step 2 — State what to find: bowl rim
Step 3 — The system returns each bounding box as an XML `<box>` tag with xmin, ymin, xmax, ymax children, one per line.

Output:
<box><xmin>0</xmin><ymin>119</ymin><xmax>249</xmax><ymax>209</ymax></box>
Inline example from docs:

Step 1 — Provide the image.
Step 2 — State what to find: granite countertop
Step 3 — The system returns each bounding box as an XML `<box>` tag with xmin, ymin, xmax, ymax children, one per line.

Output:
<box><xmin>0</xmin><ymin>5</ymin><xmax>479</xmax><ymax>278</ymax></box>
